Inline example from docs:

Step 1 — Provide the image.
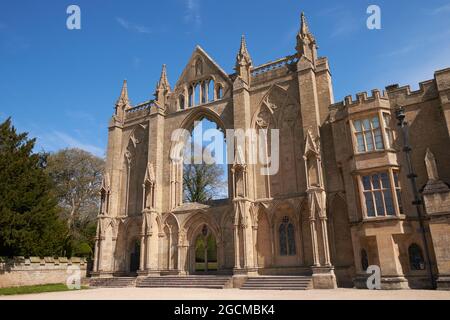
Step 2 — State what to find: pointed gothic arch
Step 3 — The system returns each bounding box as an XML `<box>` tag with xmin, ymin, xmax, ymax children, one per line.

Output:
<box><xmin>169</xmin><ymin>108</ymin><xmax>229</xmax><ymax>209</ymax></box>
<box><xmin>120</xmin><ymin>124</ymin><xmax>149</xmax><ymax>216</ymax></box>
<box><xmin>251</xmin><ymin>84</ymin><xmax>302</xmax><ymax>198</ymax></box>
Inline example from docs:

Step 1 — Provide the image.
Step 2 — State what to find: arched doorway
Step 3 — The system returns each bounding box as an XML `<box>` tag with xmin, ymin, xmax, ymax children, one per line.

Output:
<box><xmin>194</xmin><ymin>225</ymin><xmax>217</xmax><ymax>273</ymax></box>
<box><xmin>129</xmin><ymin>239</ymin><xmax>140</xmax><ymax>274</ymax></box>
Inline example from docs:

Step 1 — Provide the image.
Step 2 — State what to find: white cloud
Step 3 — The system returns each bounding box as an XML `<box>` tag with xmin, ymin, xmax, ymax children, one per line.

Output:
<box><xmin>317</xmin><ymin>6</ymin><xmax>360</xmax><ymax>38</ymax></box>
<box><xmin>184</xmin><ymin>0</ymin><xmax>202</xmax><ymax>28</ymax></box>
<box><xmin>54</xmin><ymin>131</ymin><xmax>104</xmax><ymax>157</ymax></box>
<box><xmin>116</xmin><ymin>17</ymin><xmax>152</xmax><ymax>34</ymax></box>
<box><xmin>431</xmin><ymin>4</ymin><xmax>450</xmax><ymax>15</ymax></box>
<box><xmin>35</xmin><ymin>130</ymin><xmax>105</xmax><ymax>158</ymax></box>
<box><xmin>379</xmin><ymin>45</ymin><xmax>416</xmax><ymax>58</ymax></box>
<box><xmin>65</xmin><ymin>110</ymin><xmax>96</xmax><ymax>123</ymax></box>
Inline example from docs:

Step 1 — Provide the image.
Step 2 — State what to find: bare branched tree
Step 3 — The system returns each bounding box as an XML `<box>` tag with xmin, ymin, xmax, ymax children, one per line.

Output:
<box><xmin>183</xmin><ymin>162</ymin><xmax>227</xmax><ymax>203</ymax></box>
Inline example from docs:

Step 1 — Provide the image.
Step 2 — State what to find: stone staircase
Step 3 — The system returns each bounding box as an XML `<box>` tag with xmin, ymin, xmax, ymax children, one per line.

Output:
<box><xmin>240</xmin><ymin>276</ymin><xmax>312</xmax><ymax>290</ymax></box>
<box><xmin>136</xmin><ymin>275</ymin><xmax>232</xmax><ymax>289</ymax></box>
<box><xmin>90</xmin><ymin>277</ymin><xmax>136</xmax><ymax>288</ymax></box>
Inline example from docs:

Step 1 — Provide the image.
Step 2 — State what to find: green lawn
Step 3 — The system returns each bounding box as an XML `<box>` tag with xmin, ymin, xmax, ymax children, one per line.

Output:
<box><xmin>0</xmin><ymin>283</ymin><xmax>88</xmax><ymax>296</ymax></box>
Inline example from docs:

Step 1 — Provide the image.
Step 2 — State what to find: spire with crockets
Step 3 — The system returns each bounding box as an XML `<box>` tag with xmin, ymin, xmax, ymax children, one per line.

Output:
<box><xmin>296</xmin><ymin>12</ymin><xmax>317</xmax><ymax>62</ymax></box>
<box><xmin>154</xmin><ymin>64</ymin><xmax>171</xmax><ymax>107</ymax></box>
<box><xmin>115</xmin><ymin>79</ymin><xmax>131</xmax><ymax>121</ymax></box>
<box><xmin>235</xmin><ymin>35</ymin><xmax>253</xmax><ymax>85</ymax></box>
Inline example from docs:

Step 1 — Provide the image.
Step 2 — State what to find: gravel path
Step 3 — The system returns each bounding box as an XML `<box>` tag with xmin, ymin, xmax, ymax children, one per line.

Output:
<box><xmin>1</xmin><ymin>287</ymin><xmax>450</xmax><ymax>300</ymax></box>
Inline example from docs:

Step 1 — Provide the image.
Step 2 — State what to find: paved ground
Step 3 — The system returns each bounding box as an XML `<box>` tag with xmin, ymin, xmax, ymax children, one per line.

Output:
<box><xmin>1</xmin><ymin>287</ymin><xmax>450</xmax><ymax>300</ymax></box>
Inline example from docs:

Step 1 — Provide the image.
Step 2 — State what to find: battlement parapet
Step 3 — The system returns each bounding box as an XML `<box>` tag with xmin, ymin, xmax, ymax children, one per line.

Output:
<box><xmin>330</xmin><ymin>89</ymin><xmax>389</xmax><ymax>111</ymax></box>
<box><xmin>386</xmin><ymin>79</ymin><xmax>439</xmax><ymax>106</ymax></box>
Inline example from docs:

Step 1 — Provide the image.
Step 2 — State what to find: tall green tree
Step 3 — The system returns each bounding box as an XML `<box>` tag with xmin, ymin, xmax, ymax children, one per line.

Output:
<box><xmin>0</xmin><ymin>118</ymin><xmax>68</xmax><ymax>257</ymax></box>
<box><xmin>46</xmin><ymin>148</ymin><xmax>104</xmax><ymax>257</ymax></box>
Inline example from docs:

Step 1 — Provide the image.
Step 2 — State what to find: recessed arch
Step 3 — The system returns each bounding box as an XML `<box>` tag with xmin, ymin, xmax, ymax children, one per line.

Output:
<box><xmin>169</xmin><ymin>107</ymin><xmax>230</xmax><ymax>208</ymax></box>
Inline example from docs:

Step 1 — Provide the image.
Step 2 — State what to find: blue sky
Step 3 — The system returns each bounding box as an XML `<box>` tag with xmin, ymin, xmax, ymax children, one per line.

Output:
<box><xmin>1</xmin><ymin>0</ymin><xmax>449</xmax><ymax>157</ymax></box>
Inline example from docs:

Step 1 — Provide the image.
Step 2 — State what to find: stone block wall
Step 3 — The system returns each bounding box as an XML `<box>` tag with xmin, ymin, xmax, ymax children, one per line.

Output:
<box><xmin>0</xmin><ymin>257</ymin><xmax>88</xmax><ymax>288</ymax></box>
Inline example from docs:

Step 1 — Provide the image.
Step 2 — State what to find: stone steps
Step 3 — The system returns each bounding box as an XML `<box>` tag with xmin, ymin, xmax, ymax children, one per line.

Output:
<box><xmin>90</xmin><ymin>277</ymin><xmax>136</xmax><ymax>288</ymax></box>
<box><xmin>241</xmin><ymin>276</ymin><xmax>312</xmax><ymax>290</ymax></box>
<box><xmin>136</xmin><ymin>276</ymin><xmax>232</xmax><ymax>289</ymax></box>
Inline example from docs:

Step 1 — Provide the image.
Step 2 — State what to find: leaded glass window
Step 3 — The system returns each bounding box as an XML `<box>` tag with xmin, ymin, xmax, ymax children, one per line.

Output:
<box><xmin>279</xmin><ymin>216</ymin><xmax>296</xmax><ymax>256</ymax></box>
<box><xmin>361</xmin><ymin>172</ymin><xmax>400</xmax><ymax>217</ymax></box>
<box><xmin>353</xmin><ymin>116</ymin><xmax>384</xmax><ymax>153</ymax></box>
<box><xmin>382</xmin><ymin>113</ymin><xmax>394</xmax><ymax>148</ymax></box>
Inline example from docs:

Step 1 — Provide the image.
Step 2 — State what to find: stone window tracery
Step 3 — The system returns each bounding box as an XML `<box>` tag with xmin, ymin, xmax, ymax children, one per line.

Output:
<box><xmin>186</xmin><ymin>78</ymin><xmax>221</xmax><ymax>108</ymax></box>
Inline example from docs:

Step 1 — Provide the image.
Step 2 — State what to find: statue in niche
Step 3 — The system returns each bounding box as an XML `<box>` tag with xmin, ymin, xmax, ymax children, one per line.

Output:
<box><xmin>307</xmin><ymin>157</ymin><xmax>320</xmax><ymax>187</ymax></box>
<box><xmin>195</xmin><ymin>59</ymin><xmax>203</xmax><ymax>77</ymax></box>
<box><xmin>144</xmin><ymin>164</ymin><xmax>155</xmax><ymax>209</ymax></box>
<box><xmin>425</xmin><ymin>148</ymin><xmax>439</xmax><ymax>181</ymax></box>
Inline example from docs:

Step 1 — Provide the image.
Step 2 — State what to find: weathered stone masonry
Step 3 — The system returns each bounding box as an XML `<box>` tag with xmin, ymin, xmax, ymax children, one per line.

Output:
<box><xmin>93</xmin><ymin>13</ymin><xmax>450</xmax><ymax>290</ymax></box>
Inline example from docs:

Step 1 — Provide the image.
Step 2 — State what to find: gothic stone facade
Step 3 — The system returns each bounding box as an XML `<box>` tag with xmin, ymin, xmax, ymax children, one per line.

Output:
<box><xmin>92</xmin><ymin>13</ymin><xmax>450</xmax><ymax>290</ymax></box>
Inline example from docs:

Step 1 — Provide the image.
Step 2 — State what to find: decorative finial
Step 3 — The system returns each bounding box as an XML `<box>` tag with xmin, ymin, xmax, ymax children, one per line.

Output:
<box><xmin>117</xmin><ymin>79</ymin><xmax>129</xmax><ymax>106</ymax></box>
<box><xmin>235</xmin><ymin>34</ymin><xmax>252</xmax><ymax>84</ymax></box>
<box><xmin>299</xmin><ymin>11</ymin><xmax>313</xmax><ymax>38</ymax></box>
<box><xmin>157</xmin><ymin>64</ymin><xmax>170</xmax><ymax>90</ymax></box>
<box><xmin>236</xmin><ymin>34</ymin><xmax>252</xmax><ymax>67</ymax></box>
<box><xmin>154</xmin><ymin>64</ymin><xmax>171</xmax><ymax>106</ymax></box>
<box><xmin>240</xmin><ymin>35</ymin><xmax>247</xmax><ymax>53</ymax></box>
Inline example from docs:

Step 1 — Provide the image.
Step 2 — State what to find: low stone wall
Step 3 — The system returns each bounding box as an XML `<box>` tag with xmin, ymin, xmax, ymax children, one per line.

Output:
<box><xmin>0</xmin><ymin>257</ymin><xmax>88</xmax><ymax>288</ymax></box>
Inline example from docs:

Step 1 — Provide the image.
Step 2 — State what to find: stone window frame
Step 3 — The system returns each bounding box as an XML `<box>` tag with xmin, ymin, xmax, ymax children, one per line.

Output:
<box><xmin>184</xmin><ymin>77</ymin><xmax>222</xmax><ymax>110</ymax></box>
<box><xmin>278</xmin><ymin>216</ymin><xmax>296</xmax><ymax>256</ymax></box>
<box><xmin>349</xmin><ymin>110</ymin><xmax>393</xmax><ymax>155</ymax></box>
<box><xmin>382</xmin><ymin>112</ymin><xmax>395</xmax><ymax>149</ymax></box>
<box><xmin>178</xmin><ymin>94</ymin><xmax>185</xmax><ymax>110</ymax></box>
<box><xmin>357</xmin><ymin>167</ymin><xmax>403</xmax><ymax>219</ymax></box>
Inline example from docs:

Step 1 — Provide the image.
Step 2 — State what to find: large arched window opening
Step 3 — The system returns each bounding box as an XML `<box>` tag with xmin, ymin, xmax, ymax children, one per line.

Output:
<box><xmin>208</xmin><ymin>79</ymin><xmax>215</xmax><ymax>102</ymax></box>
<box><xmin>188</xmin><ymin>87</ymin><xmax>194</xmax><ymax>107</ymax></box>
<box><xmin>179</xmin><ymin>95</ymin><xmax>185</xmax><ymax>110</ymax></box>
<box><xmin>216</xmin><ymin>85</ymin><xmax>223</xmax><ymax>100</ymax></box>
<box><xmin>279</xmin><ymin>216</ymin><xmax>296</xmax><ymax>256</ymax></box>
<box><xmin>194</xmin><ymin>83</ymin><xmax>201</xmax><ymax>106</ymax></box>
<box><xmin>408</xmin><ymin>243</ymin><xmax>425</xmax><ymax>271</ymax></box>
<box><xmin>182</xmin><ymin>116</ymin><xmax>229</xmax><ymax>203</ymax></box>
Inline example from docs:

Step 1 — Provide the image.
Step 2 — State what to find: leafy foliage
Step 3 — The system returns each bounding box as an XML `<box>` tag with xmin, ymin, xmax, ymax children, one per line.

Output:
<box><xmin>46</xmin><ymin>148</ymin><xmax>104</xmax><ymax>258</ymax></box>
<box><xmin>0</xmin><ymin>118</ymin><xmax>68</xmax><ymax>257</ymax></box>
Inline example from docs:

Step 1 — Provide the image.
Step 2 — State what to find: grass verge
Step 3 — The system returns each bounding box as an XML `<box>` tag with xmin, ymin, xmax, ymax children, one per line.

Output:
<box><xmin>0</xmin><ymin>283</ymin><xmax>89</xmax><ymax>296</ymax></box>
